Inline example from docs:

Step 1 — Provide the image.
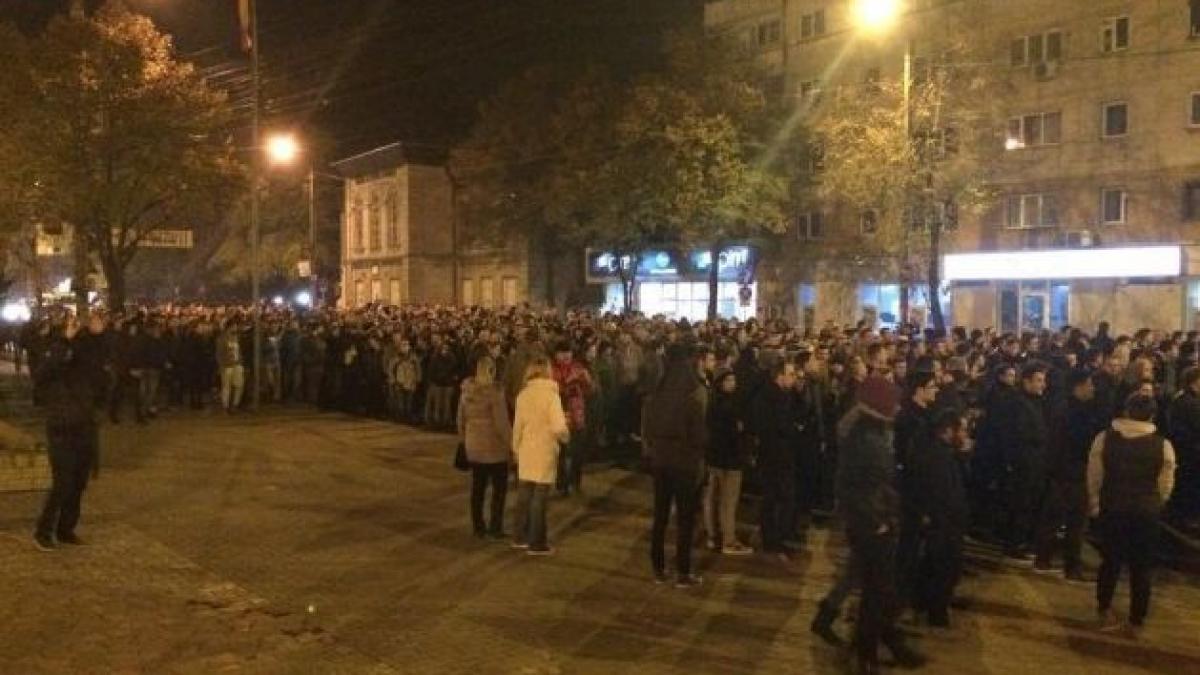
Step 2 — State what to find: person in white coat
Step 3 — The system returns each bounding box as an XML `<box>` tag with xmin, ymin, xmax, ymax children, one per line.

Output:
<box><xmin>512</xmin><ymin>355</ymin><xmax>570</xmax><ymax>555</ymax></box>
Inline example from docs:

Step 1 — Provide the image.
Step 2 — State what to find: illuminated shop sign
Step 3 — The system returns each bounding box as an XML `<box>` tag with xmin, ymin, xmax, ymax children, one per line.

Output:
<box><xmin>586</xmin><ymin>246</ymin><xmax>755</xmax><ymax>283</ymax></box>
<box><xmin>943</xmin><ymin>246</ymin><xmax>1182</xmax><ymax>282</ymax></box>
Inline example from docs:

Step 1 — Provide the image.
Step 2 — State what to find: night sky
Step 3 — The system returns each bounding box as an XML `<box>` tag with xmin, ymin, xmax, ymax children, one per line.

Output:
<box><xmin>2</xmin><ymin>0</ymin><xmax>703</xmax><ymax>158</ymax></box>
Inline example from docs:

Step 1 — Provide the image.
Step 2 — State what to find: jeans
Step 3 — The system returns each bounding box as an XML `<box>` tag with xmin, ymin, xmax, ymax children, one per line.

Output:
<box><xmin>220</xmin><ymin>365</ymin><xmax>245</xmax><ymax>411</ymax></box>
<box><xmin>759</xmin><ymin>461</ymin><xmax>796</xmax><ymax>552</ymax></box>
<box><xmin>470</xmin><ymin>461</ymin><xmax>509</xmax><ymax>534</ymax></box>
<box><xmin>650</xmin><ymin>467</ymin><xmax>702</xmax><ymax>576</ymax></box>
<box><xmin>703</xmin><ymin>467</ymin><xmax>743</xmax><ymax>547</ymax></box>
<box><xmin>1034</xmin><ymin>478</ymin><xmax>1087</xmax><ymax>572</ymax></box>
<box><xmin>556</xmin><ymin>434</ymin><xmax>586</xmax><ymax>495</ymax></box>
<box><xmin>36</xmin><ymin>422</ymin><xmax>98</xmax><ymax>540</ymax></box>
<box><xmin>1097</xmin><ymin>511</ymin><xmax>1159</xmax><ymax>625</ymax></box>
<box><xmin>513</xmin><ymin>481</ymin><xmax>550</xmax><ymax>549</ymax></box>
<box><xmin>138</xmin><ymin>368</ymin><xmax>161</xmax><ymax>414</ymax></box>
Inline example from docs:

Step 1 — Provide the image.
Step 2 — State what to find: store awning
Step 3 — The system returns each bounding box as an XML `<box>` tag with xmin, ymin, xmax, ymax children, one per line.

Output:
<box><xmin>943</xmin><ymin>246</ymin><xmax>1182</xmax><ymax>282</ymax></box>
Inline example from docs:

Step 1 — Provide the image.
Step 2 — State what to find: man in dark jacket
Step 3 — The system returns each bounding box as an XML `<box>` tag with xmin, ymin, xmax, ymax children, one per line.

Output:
<box><xmin>1035</xmin><ymin>369</ymin><xmax>1105</xmax><ymax>580</ymax></box>
<box><xmin>751</xmin><ymin>360</ymin><xmax>800</xmax><ymax>561</ymax></box>
<box><xmin>994</xmin><ymin>362</ymin><xmax>1051</xmax><ymax>561</ymax></box>
<box><xmin>642</xmin><ymin>344</ymin><xmax>708</xmax><ymax>588</ymax></box>
<box><xmin>1167</xmin><ymin>366</ymin><xmax>1200</xmax><ymax>531</ymax></box>
<box><xmin>33</xmin><ymin>314</ymin><xmax>105</xmax><ymax>551</ymax></box>
<box><xmin>833</xmin><ymin>375</ymin><xmax>925</xmax><ymax>674</ymax></box>
<box><xmin>894</xmin><ymin>371</ymin><xmax>939</xmax><ymax>609</ymax></box>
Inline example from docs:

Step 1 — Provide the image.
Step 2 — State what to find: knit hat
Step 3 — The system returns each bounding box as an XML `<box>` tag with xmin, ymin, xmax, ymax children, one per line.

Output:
<box><xmin>857</xmin><ymin>375</ymin><xmax>901</xmax><ymax>420</ymax></box>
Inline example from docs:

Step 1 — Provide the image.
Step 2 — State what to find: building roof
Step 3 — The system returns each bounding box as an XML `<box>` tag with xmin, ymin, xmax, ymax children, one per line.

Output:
<box><xmin>330</xmin><ymin>142</ymin><xmax>447</xmax><ymax>177</ymax></box>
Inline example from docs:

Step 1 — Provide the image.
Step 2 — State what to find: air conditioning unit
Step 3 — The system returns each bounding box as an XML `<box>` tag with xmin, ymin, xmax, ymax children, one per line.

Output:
<box><xmin>1055</xmin><ymin>230</ymin><xmax>1096</xmax><ymax>248</ymax></box>
<box><xmin>1033</xmin><ymin>60</ymin><xmax>1059</xmax><ymax>80</ymax></box>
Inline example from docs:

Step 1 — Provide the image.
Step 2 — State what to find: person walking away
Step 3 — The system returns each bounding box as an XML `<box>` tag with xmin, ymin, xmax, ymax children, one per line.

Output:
<box><xmin>642</xmin><ymin>345</ymin><xmax>709</xmax><ymax>587</ymax></box>
<box><xmin>511</xmin><ymin>356</ymin><xmax>569</xmax><ymax>555</ymax></box>
<box><xmin>1167</xmin><ymin>366</ymin><xmax>1200</xmax><ymax>533</ymax></box>
<box><xmin>1088</xmin><ymin>394</ymin><xmax>1176</xmax><ymax>635</ymax></box>
<box><xmin>33</xmin><ymin>313</ymin><xmax>105</xmax><ymax>551</ymax></box>
<box><xmin>751</xmin><ymin>361</ymin><xmax>801</xmax><ymax>562</ymax></box>
<box><xmin>1034</xmin><ymin>369</ymin><xmax>1105</xmax><ymax>581</ymax></box>
<box><xmin>458</xmin><ymin>356</ymin><xmax>513</xmax><ymax>539</ymax></box>
<box><xmin>908</xmin><ymin>410</ymin><xmax>971</xmax><ymax>627</ymax></box>
<box><xmin>833</xmin><ymin>375</ymin><xmax>925</xmax><ymax>674</ymax></box>
<box><xmin>704</xmin><ymin>371</ymin><xmax>753</xmax><ymax>555</ymax></box>
<box><xmin>216</xmin><ymin>322</ymin><xmax>245</xmax><ymax>414</ymax></box>
<box><xmin>551</xmin><ymin>342</ymin><xmax>593</xmax><ymax>496</ymax></box>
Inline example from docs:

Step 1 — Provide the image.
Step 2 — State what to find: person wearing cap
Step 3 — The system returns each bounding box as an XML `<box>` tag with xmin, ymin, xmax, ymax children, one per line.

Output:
<box><xmin>829</xmin><ymin>375</ymin><xmax>925</xmax><ymax>674</ymax></box>
<box><xmin>1034</xmin><ymin>369</ymin><xmax>1105</xmax><ymax>581</ymax></box>
<box><xmin>1087</xmin><ymin>393</ymin><xmax>1176</xmax><ymax>633</ymax></box>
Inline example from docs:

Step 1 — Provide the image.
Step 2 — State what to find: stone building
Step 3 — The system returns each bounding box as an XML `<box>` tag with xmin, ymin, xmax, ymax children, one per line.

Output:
<box><xmin>704</xmin><ymin>0</ymin><xmax>1200</xmax><ymax>334</ymax></box>
<box><xmin>333</xmin><ymin>142</ymin><xmax>537</xmax><ymax>308</ymax></box>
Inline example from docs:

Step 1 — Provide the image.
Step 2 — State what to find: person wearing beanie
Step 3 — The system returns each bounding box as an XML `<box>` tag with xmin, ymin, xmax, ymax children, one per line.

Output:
<box><xmin>815</xmin><ymin>375</ymin><xmax>925</xmax><ymax>674</ymax></box>
<box><xmin>1087</xmin><ymin>393</ymin><xmax>1176</xmax><ymax>634</ymax></box>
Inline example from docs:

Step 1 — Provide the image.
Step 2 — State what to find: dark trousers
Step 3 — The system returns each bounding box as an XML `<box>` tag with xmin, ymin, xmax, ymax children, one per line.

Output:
<box><xmin>895</xmin><ymin>506</ymin><xmax>924</xmax><ymax>607</ymax></box>
<box><xmin>794</xmin><ymin>440</ymin><xmax>821</xmax><ymax>533</ymax></box>
<box><xmin>1097</xmin><ymin>512</ymin><xmax>1159</xmax><ymax>625</ymax></box>
<box><xmin>650</xmin><ymin>467</ymin><xmax>701</xmax><ymax>576</ymax></box>
<box><xmin>1034</xmin><ymin>478</ymin><xmax>1087</xmax><ymax>572</ymax></box>
<box><xmin>759</xmin><ymin>462</ymin><xmax>796</xmax><ymax>552</ymax></box>
<box><xmin>513</xmin><ymin>481</ymin><xmax>550</xmax><ymax>549</ymax></box>
<box><xmin>469</xmin><ymin>461</ymin><xmax>509</xmax><ymax>534</ymax></box>
<box><xmin>849</xmin><ymin>527</ymin><xmax>902</xmax><ymax>663</ymax></box>
<box><xmin>36</xmin><ymin>422</ymin><xmax>98</xmax><ymax>539</ymax></box>
<box><xmin>556</xmin><ymin>434</ymin><xmax>586</xmax><ymax>495</ymax></box>
<box><xmin>108</xmin><ymin>374</ymin><xmax>143</xmax><ymax>422</ymax></box>
<box><xmin>918</xmin><ymin>522</ymin><xmax>964</xmax><ymax>620</ymax></box>
<box><xmin>1003</xmin><ymin>460</ymin><xmax>1044</xmax><ymax>553</ymax></box>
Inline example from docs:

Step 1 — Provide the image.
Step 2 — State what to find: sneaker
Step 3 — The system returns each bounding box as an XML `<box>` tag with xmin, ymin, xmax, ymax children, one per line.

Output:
<box><xmin>56</xmin><ymin>533</ymin><xmax>86</xmax><ymax>546</ymax></box>
<box><xmin>33</xmin><ymin>533</ymin><xmax>56</xmax><ymax>552</ymax></box>
<box><xmin>510</xmin><ymin>541</ymin><xmax>530</xmax><ymax>550</ymax></box>
<box><xmin>721</xmin><ymin>543</ymin><xmax>754</xmax><ymax>556</ymax></box>
<box><xmin>1097</xmin><ymin>609</ymin><xmax>1123</xmax><ymax>632</ymax></box>
<box><xmin>674</xmin><ymin>574</ymin><xmax>703</xmax><ymax>589</ymax></box>
<box><xmin>526</xmin><ymin>546</ymin><xmax>556</xmax><ymax>557</ymax></box>
<box><xmin>653</xmin><ymin>572</ymin><xmax>670</xmax><ymax>585</ymax></box>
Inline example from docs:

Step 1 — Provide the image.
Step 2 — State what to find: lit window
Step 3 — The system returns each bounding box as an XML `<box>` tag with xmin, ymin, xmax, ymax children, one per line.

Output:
<box><xmin>1101</xmin><ymin>188</ymin><xmax>1127</xmax><ymax>224</ymax></box>
<box><xmin>1103</xmin><ymin>102</ymin><xmax>1128</xmax><ymax>138</ymax></box>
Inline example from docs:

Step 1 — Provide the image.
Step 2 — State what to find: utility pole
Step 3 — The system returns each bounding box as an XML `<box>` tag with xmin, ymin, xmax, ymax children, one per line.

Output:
<box><xmin>899</xmin><ymin>41</ymin><xmax>913</xmax><ymax>331</ymax></box>
<box><xmin>308</xmin><ymin>166</ymin><xmax>317</xmax><ymax>307</ymax></box>
<box><xmin>250</xmin><ymin>0</ymin><xmax>262</xmax><ymax>409</ymax></box>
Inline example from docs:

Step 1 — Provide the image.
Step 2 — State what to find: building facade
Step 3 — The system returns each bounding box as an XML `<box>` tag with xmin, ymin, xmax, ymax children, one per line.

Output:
<box><xmin>333</xmin><ymin>143</ymin><xmax>535</xmax><ymax>309</ymax></box>
<box><xmin>704</xmin><ymin>0</ymin><xmax>1200</xmax><ymax>334</ymax></box>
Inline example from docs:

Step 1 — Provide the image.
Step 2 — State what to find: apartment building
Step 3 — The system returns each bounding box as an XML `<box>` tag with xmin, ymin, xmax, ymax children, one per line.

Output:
<box><xmin>704</xmin><ymin>0</ymin><xmax>1200</xmax><ymax>334</ymax></box>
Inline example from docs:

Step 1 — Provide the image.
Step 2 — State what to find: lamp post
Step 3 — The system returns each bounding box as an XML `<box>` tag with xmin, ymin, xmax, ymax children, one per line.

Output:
<box><xmin>852</xmin><ymin>0</ymin><xmax>914</xmax><ymax>328</ymax></box>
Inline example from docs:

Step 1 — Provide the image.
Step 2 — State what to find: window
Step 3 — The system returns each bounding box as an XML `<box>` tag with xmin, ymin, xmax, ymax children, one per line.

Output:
<box><xmin>1103</xmin><ymin>102</ymin><xmax>1128</xmax><ymax>137</ymax></box>
<box><xmin>1011</xmin><ymin>30</ymin><xmax>1063</xmax><ymax>66</ymax></box>
<box><xmin>754</xmin><ymin>19</ymin><xmax>781</xmax><ymax>47</ymax></box>
<box><xmin>800</xmin><ymin>9</ymin><xmax>825</xmax><ymax>39</ymax></box>
<box><xmin>1192</xmin><ymin>0</ymin><xmax>1200</xmax><ymax>38</ymax></box>
<box><xmin>1006</xmin><ymin>112</ymin><xmax>1061</xmax><ymax>149</ymax></box>
<box><xmin>808</xmin><ymin>141</ymin><xmax>826</xmax><ymax>173</ymax></box>
<box><xmin>1191</xmin><ymin>92</ymin><xmax>1200</xmax><ymax>127</ymax></box>
<box><xmin>389</xmin><ymin>278</ymin><xmax>402</xmax><ymax>304</ymax></box>
<box><xmin>480</xmin><ymin>277</ymin><xmax>495</xmax><ymax>307</ymax></box>
<box><xmin>1005</xmin><ymin>193</ymin><xmax>1060</xmax><ymax>229</ymax></box>
<box><xmin>799</xmin><ymin>80</ymin><xmax>823</xmax><ymax>104</ymax></box>
<box><xmin>502</xmin><ymin>277</ymin><xmax>518</xmax><ymax>306</ymax></box>
<box><xmin>796</xmin><ymin>211</ymin><xmax>824</xmax><ymax>240</ymax></box>
<box><xmin>860</xmin><ymin>209</ymin><xmax>880</xmax><ymax>235</ymax></box>
<box><xmin>351</xmin><ymin>203</ymin><xmax>364</xmax><ymax>253</ymax></box>
<box><xmin>1101</xmin><ymin>188</ymin><xmax>1128</xmax><ymax>224</ymax></box>
<box><xmin>461</xmin><ymin>278</ymin><xmax>475</xmax><ymax>306</ymax></box>
<box><xmin>386</xmin><ymin>193</ymin><xmax>400</xmax><ymax>250</ymax></box>
<box><xmin>367</xmin><ymin>201</ymin><xmax>381</xmax><ymax>251</ymax></box>
<box><xmin>1185</xmin><ymin>181</ymin><xmax>1200</xmax><ymax>220</ymax></box>
<box><xmin>1102</xmin><ymin>16</ymin><xmax>1130</xmax><ymax>52</ymax></box>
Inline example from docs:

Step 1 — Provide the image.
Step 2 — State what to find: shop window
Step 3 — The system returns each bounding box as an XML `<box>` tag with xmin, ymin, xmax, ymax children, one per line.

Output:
<box><xmin>859</xmin><ymin>284</ymin><xmax>901</xmax><ymax>327</ymax></box>
<box><xmin>1101</xmin><ymin>188</ymin><xmax>1128</xmax><ymax>224</ymax></box>
<box><xmin>1051</xmin><ymin>283</ymin><xmax>1070</xmax><ymax>329</ymax></box>
<box><xmin>1101</xmin><ymin>16</ymin><xmax>1130</xmax><ymax>53</ymax></box>
<box><xmin>1103</xmin><ymin>102</ymin><xmax>1128</xmax><ymax>138</ymax></box>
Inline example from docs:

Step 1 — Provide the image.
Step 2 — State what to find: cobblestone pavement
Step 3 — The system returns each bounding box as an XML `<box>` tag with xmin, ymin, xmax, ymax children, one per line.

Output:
<box><xmin>1</xmin><ymin>407</ymin><xmax>1198</xmax><ymax>675</ymax></box>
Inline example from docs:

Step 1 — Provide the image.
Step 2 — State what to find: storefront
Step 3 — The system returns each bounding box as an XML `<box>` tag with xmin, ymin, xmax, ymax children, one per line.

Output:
<box><xmin>588</xmin><ymin>246</ymin><xmax>758</xmax><ymax>321</ymax></box>
<box><xmin>944</xmin><ymin>245</ymin><xmax>1185</xmax><ymax>334</ymax></box>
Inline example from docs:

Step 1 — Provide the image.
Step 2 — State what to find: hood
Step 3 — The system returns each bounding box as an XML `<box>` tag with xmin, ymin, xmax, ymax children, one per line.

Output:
<box><xmin>1111</xmin><ymin>418</ymin><xmax>1156</xmax><ymax>438</ymax></box>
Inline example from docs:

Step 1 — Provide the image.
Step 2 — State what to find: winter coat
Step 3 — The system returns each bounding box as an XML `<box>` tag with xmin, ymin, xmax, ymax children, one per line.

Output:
<box><xmin>906</xmin><ymin>437</ymin><xmax>969</xmax><ymax>532</ymax></box>
<box><xmin>836</xmin><ymin>406</ymin><xmax>900</xmax><ymax>538</ymax></box>
<box><xmin>457</xmin><ymin>379</ymin><xmax>513</xmax><ymax>464</ymax></box>
<box><xmin>1049</xmin><ymin>395</ymin><xmax>1107</xmax><ymax>483</ymax></box>
<box><xmin>642</xmin><ymin>363</ymin><xmax>708</xmax><ymax>476</ymax></box>
<box><xmin>1087</xmin><ymin>418</ymin><xmax>1177</xmax><ymax>517</ymax></box>
<box><xmin>513</xmin><ymin>378</ymin><xmax>569</xmax><ymax>484</ymax></box>
<box><xmin>751</xmin><ymin>382</ymin><xmax>800</xmax><ymax>471</ymax></box>
<box><xmin>707</xmin><ymin>389</ymin><xmax>744</xmax><ymax>470</ymax></box>
<box><xmin>552</xmin><ymin>360</ymin><xmax>593</xmax><ymax>432</ymax></box>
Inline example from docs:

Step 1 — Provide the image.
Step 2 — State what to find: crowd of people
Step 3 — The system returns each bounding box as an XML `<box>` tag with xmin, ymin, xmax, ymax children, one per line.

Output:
<box><xmin>15</xmin><ymin>302</ymin><xmax>1198</xmax><ymax>674</ymax></box>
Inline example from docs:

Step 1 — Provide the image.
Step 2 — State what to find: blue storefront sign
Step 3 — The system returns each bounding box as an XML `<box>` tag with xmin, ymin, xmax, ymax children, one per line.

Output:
<box><xmin>586</xmin><ymin>246</ymin><xmax>755</xmax><ymax>283</ymax></box>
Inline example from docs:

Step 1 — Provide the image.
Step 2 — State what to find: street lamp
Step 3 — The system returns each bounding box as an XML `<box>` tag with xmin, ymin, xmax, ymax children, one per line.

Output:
<box><xmin>852</xmin><ymin>0</ymin><xmax>903</xmax><ymax>33</ymax></box>
<box><xmin>266</xmin><ymin>133</ymin><xmax>300</xmax><ymax>165</ymax></box>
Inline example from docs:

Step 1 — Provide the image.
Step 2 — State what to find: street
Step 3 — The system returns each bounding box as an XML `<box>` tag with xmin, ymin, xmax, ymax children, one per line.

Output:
<box><xmin>1</xmin><ymin>407</ymin><xmax>1198</xmax><ymax>674</ymax></box>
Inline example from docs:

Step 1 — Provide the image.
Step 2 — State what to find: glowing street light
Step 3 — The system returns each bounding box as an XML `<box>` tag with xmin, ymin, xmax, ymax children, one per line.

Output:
<box><xmin>852</xmin><ymin>0</ymin><xmax>903</xmax><ymax>33</ymax></box>
<box><xmin>266</xmin><ymin>133</ymin><xmax>300</xmax><ymax>165</ymax></box>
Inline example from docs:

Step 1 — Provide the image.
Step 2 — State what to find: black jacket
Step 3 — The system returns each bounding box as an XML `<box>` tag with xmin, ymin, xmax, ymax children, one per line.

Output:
<box><xmin>1050</xmin><ymin>395</ymin><xmax>1106</xmax><ymax>483</ymax></box>
<box><xmin>35</xmin><ymin>332</ymin><xmax>104</xmax><ymax>427</ymax></box>
<box><xmin>751</xmin><ymin>383</ymin><xmax>800</xmax><ymax>470</ymax></box>
<box><xmin>907</xmin><ymin>437</ymin><xmax>969</xmax><ymax>531</ymax></box>
<box><xmin>706</xmin><ymin>389</ymin><xmax>744</xmax><ymax>470</ymax></box>
<box><xmin>836</xmin><ymin>408</ymin><xmax>900</xmax><ymax>538</ymax></box>
<box><xmin>643</xmin><ymin>363</ymin><xmax>708</xmax><ymax>476</ymax></box>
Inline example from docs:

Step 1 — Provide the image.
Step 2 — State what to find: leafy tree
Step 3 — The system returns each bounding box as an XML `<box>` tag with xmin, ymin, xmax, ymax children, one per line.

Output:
<box><xmin>815</xmin><ymin>47</ymin><xmax>1000</xmax><ymax>333</ymax></box>
<box><xmin>14</xmin><ymin>3</ymin><xmax>240</xmax><ymax>309</ymax></box>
